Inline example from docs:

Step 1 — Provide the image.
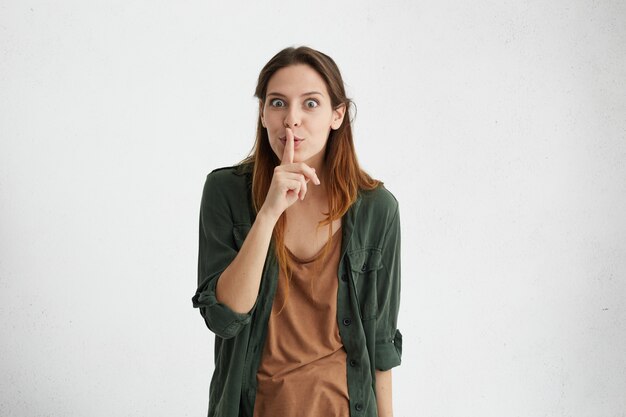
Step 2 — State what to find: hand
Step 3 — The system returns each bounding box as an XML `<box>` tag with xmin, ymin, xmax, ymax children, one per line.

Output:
<box><xmin>259</xmin><ymin>127</ymin><xmax>321</xmax><ymax>222</ymax></box>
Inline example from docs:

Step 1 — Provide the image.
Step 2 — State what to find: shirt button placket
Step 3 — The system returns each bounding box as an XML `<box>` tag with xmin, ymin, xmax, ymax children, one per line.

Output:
<box><xmin>339</xmin><ymin>267</ymin><xmax>359</xmax><ymax>413</ymax></box>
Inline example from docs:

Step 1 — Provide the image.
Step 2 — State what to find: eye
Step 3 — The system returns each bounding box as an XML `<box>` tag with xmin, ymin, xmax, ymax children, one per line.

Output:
<box><xmin>269</xmin><ymin>98</ymin><xmax>286</xmax><ymax>108</ymax></box>
<box><xmin>305</xmin><ymin>99</ymin><xmax>319</xmax><ymax>109</ymax></box>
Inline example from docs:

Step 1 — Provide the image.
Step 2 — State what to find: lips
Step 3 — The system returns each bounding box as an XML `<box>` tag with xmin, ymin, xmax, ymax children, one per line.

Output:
<box><xmin>279</xmin><ymin>136</ymin><xmax>304</xmax><ymax>142</ymax></box>
<box><xmin>279</xmin><ymin>136</ymin><xmax>304</xmax><ymax>149</ymax></box>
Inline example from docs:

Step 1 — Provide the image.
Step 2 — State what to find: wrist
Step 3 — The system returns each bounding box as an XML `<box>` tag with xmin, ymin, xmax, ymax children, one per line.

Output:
<box><xmin>257</xmin><ymin>208</ymin><xmax>280</xmax><ymax>227</ymax></box>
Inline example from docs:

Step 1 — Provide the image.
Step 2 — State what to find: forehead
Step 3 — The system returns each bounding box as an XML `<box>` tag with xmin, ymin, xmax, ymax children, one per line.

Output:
<box><xmin>266</xmin><ymin>64</ymin><xmax>329</xmax><ymax>97</ymax></box>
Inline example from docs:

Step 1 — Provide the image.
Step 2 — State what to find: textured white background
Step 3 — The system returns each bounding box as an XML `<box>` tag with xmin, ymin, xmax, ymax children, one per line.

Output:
<box><xmin>1</xmin><ymin>1</ymin><xmax>625</xmax><ymax>416</ymax></box>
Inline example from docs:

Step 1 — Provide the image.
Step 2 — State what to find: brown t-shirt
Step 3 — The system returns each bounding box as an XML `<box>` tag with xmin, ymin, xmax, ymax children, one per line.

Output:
<box><xmin>253</xmin><ymin>228</ymin><xmax>349</xmax><ymax>417</ymax></box>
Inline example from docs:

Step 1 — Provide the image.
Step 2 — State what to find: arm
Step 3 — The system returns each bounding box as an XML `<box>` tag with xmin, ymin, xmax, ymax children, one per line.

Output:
<box><xmin>213</xmin><ymin>128</ymin><xmax>319</xmax><ymax>314</ymax></box>
<box><xmin>191</xmin><ymin>172</ymin><xmax>278</xmax><ymax>339</ymax></box>
<box><xmin>215</xmin><ymin>209</ymin><xmax>276</xmax><ymax>314</ymax></box>
<box><xmin>375</xmin><ymin>369</ymin><xmax>394</xmax><ymax>417</ymax></box>
<box><xmin>374</xmin><ymin>199</ymin><xmax>403</xmax><ymax>369</ymax></box>
<box><xmin>192</xmin><ymin>130</ymin><xmax>319</xmax><ymax>338</ymax></box>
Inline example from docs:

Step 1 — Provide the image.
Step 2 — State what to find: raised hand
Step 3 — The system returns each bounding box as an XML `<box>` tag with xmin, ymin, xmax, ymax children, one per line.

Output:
<box><xmin>259</xmin><ymin>127</ymin><xmax>321</xmax><ymax>222</ymax></box>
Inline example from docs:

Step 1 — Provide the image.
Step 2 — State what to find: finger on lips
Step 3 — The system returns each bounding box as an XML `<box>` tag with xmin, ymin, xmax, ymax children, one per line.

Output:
<box><xmin>281</xmin><ymin>128</ymin><xmax>294</xmax><ymax>165</ymax></box>
<box><xmin>279</xmin><ymin>127</ymin><xmax>320</xmax><ymax>186</ymax></box>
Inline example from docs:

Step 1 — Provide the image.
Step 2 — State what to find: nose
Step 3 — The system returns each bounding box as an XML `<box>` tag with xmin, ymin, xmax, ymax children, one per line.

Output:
<box><xmin>283</xmin><ymin>106</ymin><xmax>301</xmax><ymax>128</ymax></box>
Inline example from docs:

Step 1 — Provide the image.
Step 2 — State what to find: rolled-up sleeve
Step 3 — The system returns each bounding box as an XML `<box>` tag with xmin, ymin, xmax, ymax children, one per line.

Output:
<box><xmin>374</xmin><ymin>203</ymin><xmax>403</xmax><ymax>371</ymax></box>
<box><xmin>191</xmin><ymin>172</ymin><xmax>257</xmax><ymax>339</ymax></box>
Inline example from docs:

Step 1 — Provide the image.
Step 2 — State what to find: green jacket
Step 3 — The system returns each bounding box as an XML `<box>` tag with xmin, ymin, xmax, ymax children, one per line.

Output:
<box><xmin>191</xmin><ymin>162</ymin><xmax>403</xmax><ymax>417</ymax></box>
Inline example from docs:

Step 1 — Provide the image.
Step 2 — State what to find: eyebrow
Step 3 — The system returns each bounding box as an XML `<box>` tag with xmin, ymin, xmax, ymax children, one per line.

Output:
<box><xmin>266</xmin><ymin>91</ymin><xmax>324</xmax><ymax>98</ymax></box>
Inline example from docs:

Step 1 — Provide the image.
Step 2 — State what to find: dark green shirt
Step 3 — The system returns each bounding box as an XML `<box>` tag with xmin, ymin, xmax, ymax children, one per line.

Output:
<box><xmin>191</xmin><ymin>162</ymin><xmax>403</xmax><ymax>417</ymax></box>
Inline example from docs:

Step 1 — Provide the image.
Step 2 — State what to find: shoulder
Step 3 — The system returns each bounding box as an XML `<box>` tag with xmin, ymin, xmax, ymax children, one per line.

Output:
<box><xmin>358</xmin><ymin>183</ymin><xmax>400</xmax><ymax>218</ymax></box>
<box><xmin>206</xmin><ymin>162</ymin><xmax>250</xmax><ymax>182</ymax></box>
<box><xmin>202</xmin><ymin>162</ymin><xmax>252</xmax><ymax>204</ymax></box>
<box><xmin>204</xmin><ymin>163</ymin><xmax>251</xmax><ymax>189</ymax></box>
<box><xmin>350</xmin><ymin>184</ymin><xmax>400</xmax><ymax>242</ymax></box>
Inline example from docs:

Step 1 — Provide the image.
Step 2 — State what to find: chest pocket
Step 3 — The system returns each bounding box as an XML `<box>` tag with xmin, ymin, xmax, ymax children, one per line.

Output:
<box><xmin>232</xmin><ymin>223</ymin><xmax>251</xmax><ymax>250</ymax></box>
<box><xmin>347</xmin><ymin>248</ymin><xmax>382</xmax><ymax>321</ymax></box>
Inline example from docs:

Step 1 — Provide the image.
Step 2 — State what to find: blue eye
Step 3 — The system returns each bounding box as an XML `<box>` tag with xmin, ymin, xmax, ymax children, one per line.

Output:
<box><xmin>305</xmin><ymin>99</ymin><xmax>319</xmax><ymax>108</ymax></box>
<box><xmin>269</xmin><ymin>98</ymin><xmax>285</xmax><ymax>107</ymax></box>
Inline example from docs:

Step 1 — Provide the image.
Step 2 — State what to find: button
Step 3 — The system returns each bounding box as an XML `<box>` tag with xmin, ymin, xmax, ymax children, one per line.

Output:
<box><xmin>361</xmin><ymin>264</ymin><xmax>367</xmax><ymax>271</ymax></box>
<box><xmin>355</xmin><ymin>403</ymin><xmax>363</xmax><ymax>411</ymax></box>
<box><xmin>349</xmin><ymin>359</ymin><xmax>357</xmax><ymax>367</ymax></box>
<box><xmin>343</xmin><ymin>318</ymin><xmax>352</xmax><ymax>326</ymax></box>
<box><xmin>341</xmin><ymin>274</ymin><xmax>348</xmax><ymax>282</ymax></box>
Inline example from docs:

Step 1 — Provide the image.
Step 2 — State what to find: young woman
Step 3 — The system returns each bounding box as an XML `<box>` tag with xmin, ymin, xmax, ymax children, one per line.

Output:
<box><xmin>192</xmin><ymin>46</ymin><xmax>403</xmax><ymax>417</ymax></box>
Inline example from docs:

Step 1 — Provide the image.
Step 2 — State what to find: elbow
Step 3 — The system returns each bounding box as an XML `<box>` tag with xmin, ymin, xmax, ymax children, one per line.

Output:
<box><xmin>199</xmin><ymin>306</ymin><xmax>252</xmax><ymax>339</ymax></box>
<box><xmin>192</xmin><ymin>283</ymin><xmax>255</xmax><ymax>339</ymax></box>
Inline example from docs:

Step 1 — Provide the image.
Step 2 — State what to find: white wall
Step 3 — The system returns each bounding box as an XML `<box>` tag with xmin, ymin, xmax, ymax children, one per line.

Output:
<box><xmin>1</xmin><ymin>1</ymin><xmax>625</xmax><ymax>416</ymax></box>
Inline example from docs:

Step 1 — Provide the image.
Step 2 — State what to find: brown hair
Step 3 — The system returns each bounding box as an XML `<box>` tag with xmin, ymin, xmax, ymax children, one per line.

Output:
<box><xmin>237</xmin><ymin>46</ymin><xmax>382</xmax><ymax>314</ymax></box>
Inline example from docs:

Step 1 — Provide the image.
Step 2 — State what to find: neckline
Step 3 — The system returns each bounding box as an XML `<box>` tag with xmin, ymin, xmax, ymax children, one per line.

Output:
<box><xmin>285</xmin><ymin>226</ymin><xmax>342</xmax><ymax>264</ymax></box>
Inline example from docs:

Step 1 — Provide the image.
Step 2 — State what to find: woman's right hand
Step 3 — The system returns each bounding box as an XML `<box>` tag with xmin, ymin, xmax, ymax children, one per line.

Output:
<box><xmin>259</xmin><ymin>127</ymin><xmax>321</xmax><ymax>222</ymax></box>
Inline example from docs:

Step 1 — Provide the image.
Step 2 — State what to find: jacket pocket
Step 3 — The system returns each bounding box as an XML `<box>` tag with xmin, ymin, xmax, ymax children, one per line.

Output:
<box><xmin>232</xmin><ymin>223</ymin><xmax>251</xmax><ymax>250</ymax></box>
<box><xmin>347</xmin><ymin>248</ymin><xmax>382</xmax><ymax>321</ymax></box>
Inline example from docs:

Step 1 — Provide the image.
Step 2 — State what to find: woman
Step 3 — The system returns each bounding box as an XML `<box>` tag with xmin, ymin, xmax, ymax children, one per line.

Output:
<box><xmin>192</xmin><ymin>46</ymin><xmax>403</xmax><ymax>417</ymax></box>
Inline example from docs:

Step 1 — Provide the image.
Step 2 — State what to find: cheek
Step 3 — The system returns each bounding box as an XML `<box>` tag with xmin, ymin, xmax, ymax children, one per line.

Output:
<box><xmin>267</xmin><ymin>136</ymin><xmax>281</xmax><ymax>158</ymax></box>
<box><xmin>312</xmin><ymin>112</ymin><xmax>334</xmax><ymax>130</ymax></box>
<box><xmin>264</xmin><ymin>117</ymin><xmax>281</xmax><ymax>136</ymax></box>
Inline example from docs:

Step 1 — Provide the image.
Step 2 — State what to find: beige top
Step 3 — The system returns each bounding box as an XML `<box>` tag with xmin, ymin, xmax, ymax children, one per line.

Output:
<box><xmin>253</xmin><ymin>228</ymin><xmax>349</xmax><ymax>417</ymax></box>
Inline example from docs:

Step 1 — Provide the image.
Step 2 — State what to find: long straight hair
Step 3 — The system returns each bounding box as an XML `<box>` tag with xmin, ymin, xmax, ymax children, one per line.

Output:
<box><xmin>237</xmin><ymin>46</ymin><xmax>382</xmax><ymax>314</ymax></box>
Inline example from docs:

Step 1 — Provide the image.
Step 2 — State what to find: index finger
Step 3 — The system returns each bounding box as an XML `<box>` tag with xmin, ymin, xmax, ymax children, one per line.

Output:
<box><xmin>280</xmin><ymin>127</ymin><xmax>294</xmax><ymax>165</ymax></box>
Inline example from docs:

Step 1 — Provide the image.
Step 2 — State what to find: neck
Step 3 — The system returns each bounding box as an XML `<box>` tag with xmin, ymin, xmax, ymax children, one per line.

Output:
<box><xmin>287</xmin><ymin>180</ymin><xmax>328</xmax><ymax>213</ymax></box>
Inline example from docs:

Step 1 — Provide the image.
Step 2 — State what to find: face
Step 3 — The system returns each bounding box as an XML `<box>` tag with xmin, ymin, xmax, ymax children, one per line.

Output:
<box><xmin>260</xmin><ymin>64</ymin><xmax>345</xmax><ymax>171</ymax></box>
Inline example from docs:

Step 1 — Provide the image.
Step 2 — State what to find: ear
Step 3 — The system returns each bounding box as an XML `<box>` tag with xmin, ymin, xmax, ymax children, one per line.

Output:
<box><xmin>259</xmin><ymin>99</ymin><xmax>266</xmax><ymax>128</ymax></box>
<box><xmin>331</xmin><ymin>103</ymin><xmax>346</xmax><ymax>130</ymax></box>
